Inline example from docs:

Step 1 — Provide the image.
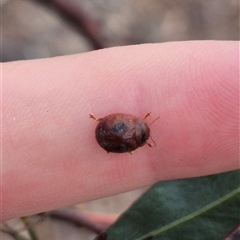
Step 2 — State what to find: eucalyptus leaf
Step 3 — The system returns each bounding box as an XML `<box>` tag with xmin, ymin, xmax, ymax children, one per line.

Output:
<box><xmin>96</xmin><ymin>170</ymin><xmax>240</xmax><ymax>240</ymax></box>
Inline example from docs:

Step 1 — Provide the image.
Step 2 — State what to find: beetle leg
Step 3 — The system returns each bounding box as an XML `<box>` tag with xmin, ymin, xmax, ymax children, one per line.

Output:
<box><xmin>89</xmin><ymin>113</ymin><xmax>102</xmax><ymax>121</ymax></box>
<box><xmin>129</xmin><ymin>151</ymin><xmax>133</xmax><ymax>155</ymax></box>
<box><xmin>149</xmin><ymin>136</ymin><xmax>156</xmax><ymax>147</ymax></box>
<box><xmin>146</xmin><ymin>142</ymin><xmax>153</xmax><ymax>147</ymax></box>
<box><xmin>142</xmin><ymin>112</ymin><xmax>151</xmax><ymax>119</ymax></box>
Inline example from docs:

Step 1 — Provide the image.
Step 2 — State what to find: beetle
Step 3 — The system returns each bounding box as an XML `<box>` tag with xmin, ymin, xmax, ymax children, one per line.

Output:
<box><xmin>89</xmin><ymin>112</ymin><xmax>158</xmax><ymax>154</ymax></box>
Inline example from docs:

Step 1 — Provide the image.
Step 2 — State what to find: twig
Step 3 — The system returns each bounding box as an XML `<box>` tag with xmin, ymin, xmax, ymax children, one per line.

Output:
<box><xmin>32</xmin><ymin>0</ymin><xmax>105</xmax><ymax>50</ymax></box>
<box><xmin>21</xmin><ymin>217</ymin><xmax>40</xmax><ymax>240</ymax></box>
<box><xmin>48</xmin><ymin>209</ymin><xmax>116</xmax><ymax>234</ymax></box>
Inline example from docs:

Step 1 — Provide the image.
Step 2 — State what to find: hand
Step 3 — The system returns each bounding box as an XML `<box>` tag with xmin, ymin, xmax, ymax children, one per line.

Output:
<box><xmin>2</xmin><ymin>41</ymin><xmax>239</xmax><ymax>221</ymax></box>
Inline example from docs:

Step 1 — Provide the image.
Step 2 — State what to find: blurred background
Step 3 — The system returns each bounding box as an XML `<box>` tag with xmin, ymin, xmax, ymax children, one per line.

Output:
<box><xmin>2</xmin><ymin>0</ymin><xmax>239</xmax><ymax>62</ymax></box>
<box><xmin>1</xmin><ymin>0</ymin><xmax>239</xmax><ymax>239</ymax></box>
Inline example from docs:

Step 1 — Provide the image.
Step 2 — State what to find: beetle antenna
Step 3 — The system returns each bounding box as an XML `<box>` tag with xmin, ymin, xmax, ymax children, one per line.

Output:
<box><xmin>149</xmin><ymin>116</ymin><xmax>160</xmax><ymax>126</ymax></box>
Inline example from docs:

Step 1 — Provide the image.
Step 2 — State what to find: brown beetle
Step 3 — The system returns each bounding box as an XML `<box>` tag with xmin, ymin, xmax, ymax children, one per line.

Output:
<box><xmin>90</xmin><ymin>112</ymin><xmax>158</xmax><ymax>153</ymax></box>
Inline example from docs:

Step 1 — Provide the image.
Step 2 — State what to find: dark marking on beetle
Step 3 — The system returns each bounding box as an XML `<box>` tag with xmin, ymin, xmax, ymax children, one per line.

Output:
<box><xmin>112</xmin><ymin>123</ymin><xmax>126</xmax><ymax>133</ymax></box>
<box><xmin>141</xmin><ymin>131</ymin><xmax>147</xmax><ymax>142</ymax></box>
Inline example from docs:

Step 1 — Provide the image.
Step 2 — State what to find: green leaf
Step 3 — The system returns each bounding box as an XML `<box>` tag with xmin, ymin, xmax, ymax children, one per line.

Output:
<box><xmin>98</xmin><ymin>170</ymin><xmax>240</xmax><ymax>240</ymax></box>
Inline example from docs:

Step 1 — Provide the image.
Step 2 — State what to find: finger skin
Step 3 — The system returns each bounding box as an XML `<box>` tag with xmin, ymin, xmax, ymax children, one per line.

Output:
<box><xmin>2</xmin><ymin>41</ymin><xmax>239</xmax><ymax>220</ymax></box>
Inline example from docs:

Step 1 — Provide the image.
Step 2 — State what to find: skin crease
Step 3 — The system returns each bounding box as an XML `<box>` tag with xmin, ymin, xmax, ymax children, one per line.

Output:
<box><xmin>2</xmin><ymin>41</ymin><xmax>239</xmax><ymax>221</ymax></box>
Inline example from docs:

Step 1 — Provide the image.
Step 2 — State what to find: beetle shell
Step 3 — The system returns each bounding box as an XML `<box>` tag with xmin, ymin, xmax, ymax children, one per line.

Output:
<box><xmin>92</xmin><ymin>113</ymin><xmax>150</xmax><ymax>153</ymax></box>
